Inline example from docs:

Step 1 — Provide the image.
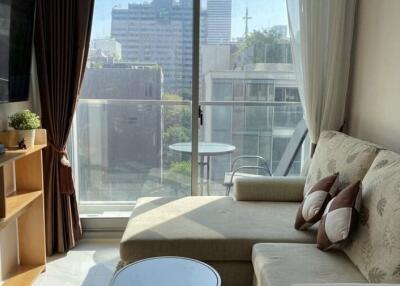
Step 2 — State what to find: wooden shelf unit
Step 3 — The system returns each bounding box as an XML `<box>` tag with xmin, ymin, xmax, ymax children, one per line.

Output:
<box><xmin>0</xmin><ymin>129</ymin><xmax>47</xmax><ymax>286</ymax></box>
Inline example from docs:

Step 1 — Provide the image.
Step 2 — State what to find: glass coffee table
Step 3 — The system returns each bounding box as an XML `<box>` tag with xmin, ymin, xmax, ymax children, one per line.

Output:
<box><xmin>111</xmin><ymin>256</ymin><xmax>221</xmax><ymax>286</ymax></box>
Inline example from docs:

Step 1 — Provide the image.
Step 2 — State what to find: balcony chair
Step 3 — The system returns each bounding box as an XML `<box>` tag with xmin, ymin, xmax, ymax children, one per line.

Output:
<box><xmin>223</xmin><ymin>119</ymin><xmax>308</xmax><ymax>195</ymax></box>
<box><xmin>223</xmin><ymin>155</ymin><xmax>272</xmax><ymax>195</ymax></box>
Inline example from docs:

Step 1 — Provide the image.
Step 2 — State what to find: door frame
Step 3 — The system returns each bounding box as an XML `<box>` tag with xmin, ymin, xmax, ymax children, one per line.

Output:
<box><xmin>191</xmin><ymin>0</ymin><xmax>201</xmax><ymax>196</ymax></box>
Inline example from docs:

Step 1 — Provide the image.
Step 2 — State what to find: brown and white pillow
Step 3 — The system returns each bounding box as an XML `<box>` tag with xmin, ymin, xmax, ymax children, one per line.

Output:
<box><xmin>317</xmin><ymin>181</ymin><xmax>362</xmax><ymax>251</ymax></box>
<box><xmin>295</xmin><ymin>173</ymin><xmax>339</xmax><ymax>230</ymax></box>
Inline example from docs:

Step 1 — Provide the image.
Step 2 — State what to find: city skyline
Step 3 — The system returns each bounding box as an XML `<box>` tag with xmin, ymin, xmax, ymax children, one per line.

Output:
<box><xmin>91</xmin><ymin>0</ymin><xmax>288</xmax><ymax>40</ymax></box>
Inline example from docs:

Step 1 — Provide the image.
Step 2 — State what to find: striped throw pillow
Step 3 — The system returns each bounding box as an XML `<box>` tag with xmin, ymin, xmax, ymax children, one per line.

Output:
<box><xmin>317</xmin><ymin>181</ymin><xmax>362</xmax><ymax>250</ymax></box>
<box><xmin>295</xmin><ymin>173</ymin><xmax>339</xmax><ymax>230</ymax></box>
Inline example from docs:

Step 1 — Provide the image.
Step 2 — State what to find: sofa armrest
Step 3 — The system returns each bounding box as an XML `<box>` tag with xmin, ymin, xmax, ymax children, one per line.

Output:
<box><xmin>292</xmin><ymin>284</ymin><xmax>393</xmax><ymax>286</ymax></box>
<box><xmin>233</xmin><ymin>176</ymin><xmax>305</xmax><ymax>202</ymax></box>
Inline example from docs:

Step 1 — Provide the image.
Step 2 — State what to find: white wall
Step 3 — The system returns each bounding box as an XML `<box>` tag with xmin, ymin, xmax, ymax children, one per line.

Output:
<box><xmin>346</xmin><ymin>0</ymin><xmax>400</xmax><ymax>153</ymax></box>
<box><xmin>0</xmin><ymin>101</ymin><xmax>32</xmax><ymax>131</ymax></box>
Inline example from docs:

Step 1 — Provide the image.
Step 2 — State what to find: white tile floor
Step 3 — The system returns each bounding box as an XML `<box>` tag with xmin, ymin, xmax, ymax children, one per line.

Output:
<box><xmin>33</xmin><ymin>239</ymin><xmax>120</xmax><ymax>286</ymax></box>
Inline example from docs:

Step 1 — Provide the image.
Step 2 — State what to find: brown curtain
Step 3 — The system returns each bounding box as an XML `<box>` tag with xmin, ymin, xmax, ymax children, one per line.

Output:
<box><xmin>34</xmin><ymin>0</ymin><xmax>94</xmax><ymax>255</ymax></box>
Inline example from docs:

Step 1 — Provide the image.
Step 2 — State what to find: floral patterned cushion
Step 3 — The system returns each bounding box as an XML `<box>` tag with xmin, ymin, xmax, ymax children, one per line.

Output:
<box><xmin>344</xmin><ymin>150</ymin><xmax>400</xmax><ymax>283</ymax></box>
<box><xmin>304</xmin><ymin>131</ymin><xmax>381</xmax><ymax>197</ymax></box>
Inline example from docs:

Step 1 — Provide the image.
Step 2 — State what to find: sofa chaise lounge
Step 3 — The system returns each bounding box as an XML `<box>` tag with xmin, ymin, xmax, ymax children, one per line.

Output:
<box><xmin>119</xmin><ymin>131</ymin><xmax>400</xmax><ymax>286</ymax></box>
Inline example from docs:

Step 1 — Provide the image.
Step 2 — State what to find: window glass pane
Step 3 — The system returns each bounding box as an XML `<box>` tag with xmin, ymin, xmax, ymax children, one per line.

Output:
<box><xmin>245</xmin><ymin>80</ymin><xmax>274</xmax><ymax>101</ymax></box>
<box><xmin>286</xmin><ymin>87</ymin><xmax>300</xmax><ymax>102</ymax></box>
<box><xmin>72</xmin><ymin>0</ymin><xmax>193</xmax><ymax>208</ymax></box>
<box><xmin>275</xmin><ymin>87</ymin><xmax>284</xmax><ymax>102</ymax></box>
<box><xmin>199</xmin><ymin>0</ymin><xmax>306</xmax><ymax>195</ymax></box>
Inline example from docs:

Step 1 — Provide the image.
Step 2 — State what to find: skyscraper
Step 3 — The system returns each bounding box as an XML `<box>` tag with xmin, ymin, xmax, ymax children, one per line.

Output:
<box><xmin>111</xmin><ymin>0</ymin><xmax>192</xmax><ymax>93</ymax></box>
<box><xmin>206</xmin><ymin>0</ymin><xmax>232</xmax><ymax>44</ymax></box>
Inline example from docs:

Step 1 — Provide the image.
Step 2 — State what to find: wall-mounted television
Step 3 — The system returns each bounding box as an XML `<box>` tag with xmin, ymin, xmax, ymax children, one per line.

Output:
<box><xmin>0</xmin><ymin>0</ymin><xmax>36</xmax><ymax>103</ymax></box>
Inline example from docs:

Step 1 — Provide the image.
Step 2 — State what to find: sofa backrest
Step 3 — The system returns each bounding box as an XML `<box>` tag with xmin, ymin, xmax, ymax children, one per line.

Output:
<box><xmin>304</xmin><ymin>131</ymin><xmax>381</xmax><ymax>197</ymax></box>
<box><xmin>344</xmin><ymin>150</ymin><xmax>400</xmax><ymax>284</ymax></box>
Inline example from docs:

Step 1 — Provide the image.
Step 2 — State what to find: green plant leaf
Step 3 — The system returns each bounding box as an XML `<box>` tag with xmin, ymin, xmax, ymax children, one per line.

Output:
<box><xmin>8</xmin><ymin>110</ymin><xmax>40</xmax><ymax>130</ymax></box>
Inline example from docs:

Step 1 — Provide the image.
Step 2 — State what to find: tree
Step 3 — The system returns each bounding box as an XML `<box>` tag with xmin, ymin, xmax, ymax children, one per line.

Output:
<box><xmin>162</xmin><ymin>93</ymin><xmax>191</xmax><ymax>129</ymax></box>
<box><xmin>162</xmin><ymin>93</ymin><xmax>192</xmax><ymax>169</ymax></box>
<box><xmin>236</xmin><ymin>29</ymin><xmax>292</xmax><ymax>64</ymax></box>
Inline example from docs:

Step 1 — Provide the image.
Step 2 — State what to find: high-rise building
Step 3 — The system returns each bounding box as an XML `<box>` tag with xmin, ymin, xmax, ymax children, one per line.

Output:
<box><xmin>206</xmin><ymin>0</ymin><xmax>232</xmax><ymax>44</ymax></box>
<box><xmin>200</xmin><ymin>10</ymin><xmax>208</xmax><ymax>45</ymax></box>
<box><xmin>111</xmin><ymin>0</ymin><xmax>192</xmax><ymax>93</ymax></box>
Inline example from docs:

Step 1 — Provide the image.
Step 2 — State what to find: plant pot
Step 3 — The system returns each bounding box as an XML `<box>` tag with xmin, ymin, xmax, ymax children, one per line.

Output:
<box><xmin>16</xmin><ymin>129</ymin><xmax>36</xmax><ymax>149</ymax></box>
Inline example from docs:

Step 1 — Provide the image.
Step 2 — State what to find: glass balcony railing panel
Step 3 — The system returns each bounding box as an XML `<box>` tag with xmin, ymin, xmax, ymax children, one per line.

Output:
<box><xmin>74</xmin><ymin>99</ymin><xmax>192</xmax><ymax>203</ymax></box>
<box><xmin>71</xmin><ymin>99</ymin><xmax>305</xmax><ymax>202</ymax></box>
<box><xmin>198</xmin><ymin>101</ymin><xmax>305</xmax><ymax>195</ymax></box>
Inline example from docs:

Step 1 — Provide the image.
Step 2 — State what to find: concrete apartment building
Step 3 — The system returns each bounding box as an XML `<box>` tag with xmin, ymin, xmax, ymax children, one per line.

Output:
<box><xmin>203</xmin><ymin>63</ymin><xmax>303</xmax><ymax>179</ymax></box>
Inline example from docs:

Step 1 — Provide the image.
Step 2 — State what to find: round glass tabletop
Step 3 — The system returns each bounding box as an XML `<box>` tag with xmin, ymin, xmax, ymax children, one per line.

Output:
<box><xmin>169</xmin><ymin>142</ymin><xmax>235</xmax><ymax>156</ymax></box>
<box><xmin>111</xmin><ymin>256</ymin><xmax>221</xmax><ymax>286</ymax></box>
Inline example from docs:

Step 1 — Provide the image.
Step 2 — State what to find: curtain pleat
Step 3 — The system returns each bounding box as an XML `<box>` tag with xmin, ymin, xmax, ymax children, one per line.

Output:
<box><xmin>34</xmin><ymin>0</ymin><xmax>94</xmax><ymax>255</ymax></box>
<box><xmin>286</xmin><ymin>0</ymin><xmax>357</xmax><ymax>151</ymax></box>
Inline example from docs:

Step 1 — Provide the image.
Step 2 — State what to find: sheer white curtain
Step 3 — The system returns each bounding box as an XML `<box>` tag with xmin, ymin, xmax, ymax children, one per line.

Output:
<box><xmin>286</xmin><ymin>0</ymin><xmax>357</xmax><ymax>152</ymax></box>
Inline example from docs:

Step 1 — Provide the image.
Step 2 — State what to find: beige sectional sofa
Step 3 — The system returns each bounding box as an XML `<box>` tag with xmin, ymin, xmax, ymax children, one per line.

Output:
<box><xmin>119</xmin><ymin>131</ymin><xmax>400</xmax><ymax>285</ymax></box>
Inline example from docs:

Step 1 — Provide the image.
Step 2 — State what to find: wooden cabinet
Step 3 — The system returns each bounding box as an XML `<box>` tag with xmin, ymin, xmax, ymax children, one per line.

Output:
<box><xmin>0</xmin><ymin>129</ymin><xmax>47</xmax><ymax>285</ymax></box>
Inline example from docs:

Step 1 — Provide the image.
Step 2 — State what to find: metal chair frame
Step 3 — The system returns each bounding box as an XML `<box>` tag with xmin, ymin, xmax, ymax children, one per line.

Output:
<box><xmin>225</xmin><ymin>155</ymin><xmax>272</xmax><ymax>195</ymax></box>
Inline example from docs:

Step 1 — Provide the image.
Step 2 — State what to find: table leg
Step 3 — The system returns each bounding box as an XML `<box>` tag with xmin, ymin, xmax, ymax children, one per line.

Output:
<box><xmin>206</xmin><ymin>156</ymin><xmax>210</xmax><ymax>196</ymax></box>
<box><xmin>199</xmin><ymin>155</ymin><xmax>204</xmax><ymax>196</ymax></box>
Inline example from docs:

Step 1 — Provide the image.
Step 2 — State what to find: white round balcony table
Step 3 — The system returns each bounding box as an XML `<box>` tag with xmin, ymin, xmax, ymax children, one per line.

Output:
<box><xmin>110</xmin><ymin>256</ymin><xmax>221</xmax><ymax>286</ymax></box>
<box><xmin>169</xmin><ymin>142</ymin><xmax>236</xmax><ymax>195</ymax></box>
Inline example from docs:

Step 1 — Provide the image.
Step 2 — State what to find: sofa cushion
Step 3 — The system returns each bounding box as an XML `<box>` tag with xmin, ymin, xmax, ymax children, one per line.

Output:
<box><xmin>234</xmin><ymin>176</ymin><xmax>305</xmax><ymax>202</ymax></box>
<box><xmin>295</xmin><ymin>173</ymin><xmax>339</xmax><ymax>230</ymax></box>
<box><xmin>120</xmin><ymin>196</ymin><xmax>316</xmax><ymax>262</ymax></box>
<box><xmin>304</xmin><ymin>131</ymin><xmax>380</xmax><ymax>197</ymax></box>
<box><xmin>252</xmin><ymin>243</ymin><xmax>367</xmax><ymax>286</ymax></box>
<box><xmin>317</xmin><ymin>182</ymin><xmax>362</xmax><ymax>250</ymax></box>
<box><xmin>344</xmin><ymin>150</ymin><xmax>400</xmax><ymax>283</ymax></box>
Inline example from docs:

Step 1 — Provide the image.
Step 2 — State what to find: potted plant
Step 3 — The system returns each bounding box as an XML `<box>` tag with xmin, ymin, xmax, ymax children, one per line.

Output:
<box><xmin>8</xmin><ymin>110</ymin><xmax>41</xmax><ymax>149</ymax></box>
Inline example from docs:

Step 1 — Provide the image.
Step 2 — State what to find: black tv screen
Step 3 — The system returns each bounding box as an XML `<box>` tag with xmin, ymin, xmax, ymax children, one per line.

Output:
<box><xmin>0</xmin><ymin>0</ymin><xmax>36</xmax><ymax>103</ymax></box>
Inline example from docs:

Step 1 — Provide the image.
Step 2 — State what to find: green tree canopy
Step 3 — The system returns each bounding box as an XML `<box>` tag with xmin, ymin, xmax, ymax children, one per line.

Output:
<box><xmin>237</xmin><ymin>29</ymin><xmax>292</xmax><ymax>64</ymax></box>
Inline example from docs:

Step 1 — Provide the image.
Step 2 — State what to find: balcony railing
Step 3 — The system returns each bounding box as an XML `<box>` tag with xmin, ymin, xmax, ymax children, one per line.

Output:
<box><xmin>69</xmin><ymin>99</ymin><xmax>305</xmax><ymax>204</ymax></box>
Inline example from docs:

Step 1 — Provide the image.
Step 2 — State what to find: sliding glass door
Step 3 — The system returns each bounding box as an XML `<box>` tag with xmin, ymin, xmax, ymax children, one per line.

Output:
<box><xmin>69</xmin><ymin>0</ymin><xmax>306</xmax><ymax>213</ymax></box>
<box><xmin>197</xmin><ymin>0</ymin><xmax>306</xmax><ymax>195</ymax></box>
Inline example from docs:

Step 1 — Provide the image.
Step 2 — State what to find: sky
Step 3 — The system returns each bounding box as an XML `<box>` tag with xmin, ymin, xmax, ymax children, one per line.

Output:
<box><xmin>91</xmin><ymin>0</ymin><xmax>288</xmax><ymax>39</ymax></box>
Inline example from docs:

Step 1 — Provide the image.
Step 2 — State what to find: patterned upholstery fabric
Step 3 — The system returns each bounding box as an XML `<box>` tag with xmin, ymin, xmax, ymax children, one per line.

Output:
<box><xmin>252</xmin><ymin>243</ymin><xmax>367</xmax><ymax>286</ymax></box>
<box><xmin>304</xmin><ymin>131</ymin><xmax>381</xmax><ymax>197</ymax></box>
<box><xmin>317</xmin><ymin>181</ymin><xmax>362</xmax><ymax>250</ymax></box>
<box><xmin>344</xmin><ymin>150</ymin><xmax>400</xmax><ymax>284</ymax></box>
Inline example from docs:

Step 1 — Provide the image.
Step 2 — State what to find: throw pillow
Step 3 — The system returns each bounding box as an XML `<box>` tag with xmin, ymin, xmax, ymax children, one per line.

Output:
<box><xmin>317</xmin><ymin>181</ymin><xmax>361</xmax><ymax>250</ymax></box>
<box><xmin>295</xmin><ymin>173</ymin><xmax>339</xmax><ymax>230</ymax></box>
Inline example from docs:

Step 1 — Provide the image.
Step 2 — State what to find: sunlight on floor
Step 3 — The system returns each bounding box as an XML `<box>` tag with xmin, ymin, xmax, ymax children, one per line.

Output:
<box><xmin>33</xmin><ymin>239</ymin><xmax>120</xmax><ymax>286</ymax></box>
